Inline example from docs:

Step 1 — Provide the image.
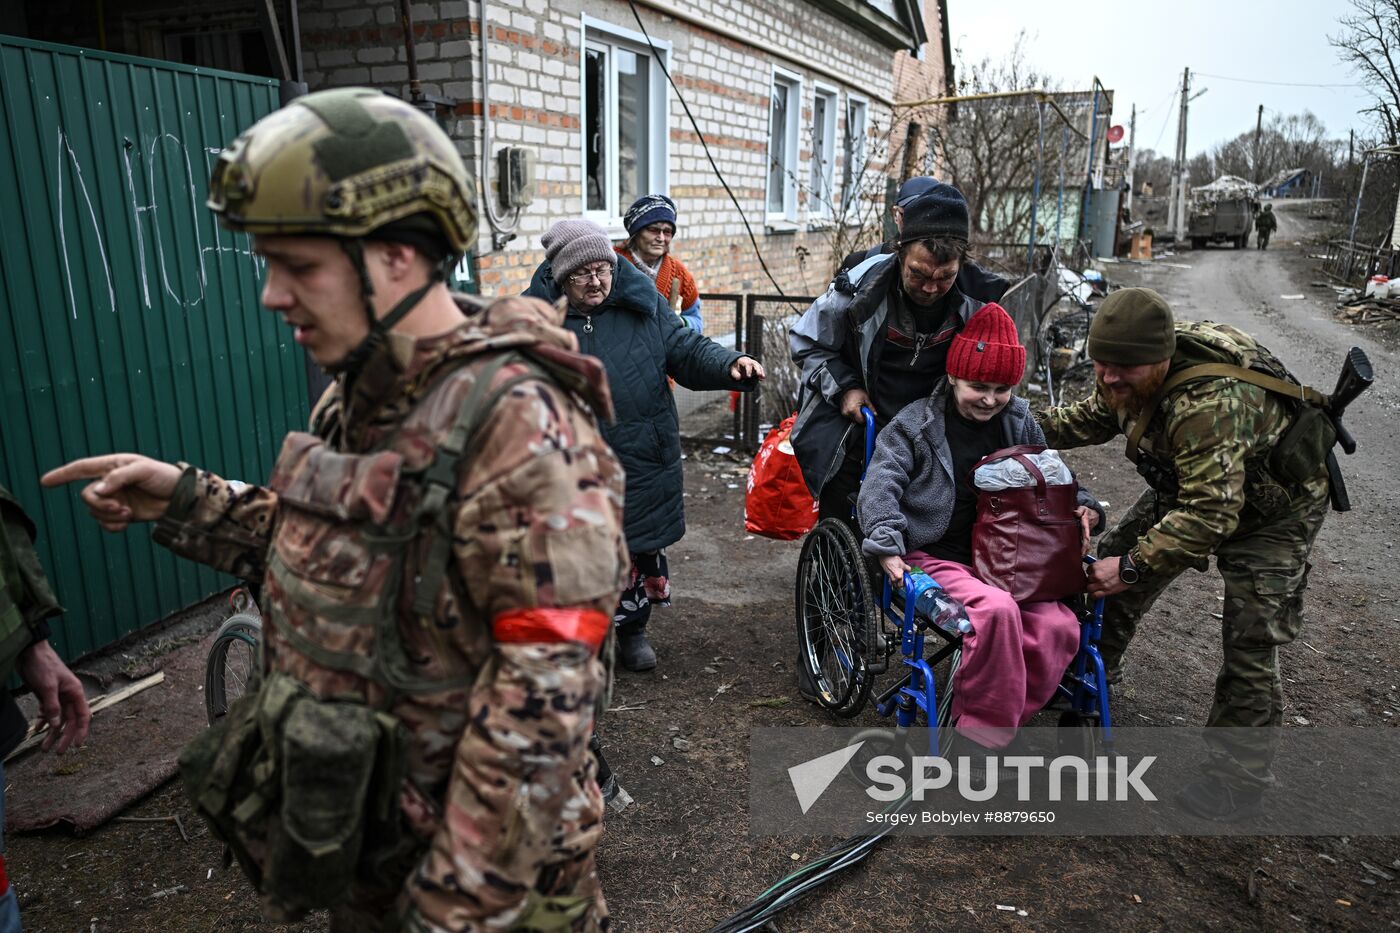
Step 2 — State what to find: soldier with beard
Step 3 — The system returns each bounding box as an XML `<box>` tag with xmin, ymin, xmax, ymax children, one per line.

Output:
<box><xmin>1037</xmin><ymin>287</ymin><xmax>1330</xmax><ymax>822</ymax></box>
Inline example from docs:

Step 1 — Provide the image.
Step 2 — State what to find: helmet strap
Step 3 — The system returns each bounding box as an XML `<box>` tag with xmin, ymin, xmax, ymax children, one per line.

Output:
<box><xmin>326</xmin><ymin>239</ymin><xmax>442</xmax><ymax>377</ymax></box>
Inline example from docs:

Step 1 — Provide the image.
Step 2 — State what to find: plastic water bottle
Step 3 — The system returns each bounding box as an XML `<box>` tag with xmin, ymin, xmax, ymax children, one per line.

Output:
<box><xmin>906</xmin><ymin>568</ymin><xmax>972</xmax><ymax>635</ymax></box>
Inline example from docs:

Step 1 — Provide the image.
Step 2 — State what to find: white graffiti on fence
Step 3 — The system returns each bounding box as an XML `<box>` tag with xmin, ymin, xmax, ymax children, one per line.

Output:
<box><xmin>56</xmin><ymin>128</ymin><xmax>116</xmax><ymax>320</ymax></box>
<box><xmin>55</xmin><ymin>126</ymin><xmax>264</xmax><ymax>320</ymax></box>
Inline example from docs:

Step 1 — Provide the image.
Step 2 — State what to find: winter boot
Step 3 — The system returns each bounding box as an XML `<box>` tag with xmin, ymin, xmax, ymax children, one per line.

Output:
<box><xmin>1174</xmin><ymin>776</ymin><xmax>1263</xmax><ymax>822</ymax></box>
<box><xmin>618</xmin><ymin>626</ymin><xmax>657</xmax><ymax>672</ymax></box>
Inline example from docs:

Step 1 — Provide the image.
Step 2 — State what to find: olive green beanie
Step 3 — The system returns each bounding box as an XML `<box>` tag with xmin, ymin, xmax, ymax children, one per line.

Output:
<box><xmin>1087</xmin><ymin>287</ymin><xmax>1176</xmax><ymax>364</ymax></box>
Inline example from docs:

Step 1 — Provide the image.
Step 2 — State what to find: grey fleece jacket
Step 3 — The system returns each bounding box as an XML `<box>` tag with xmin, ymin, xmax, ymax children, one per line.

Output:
<box><xmin>858</xmin><ymin>380</ymin><xmax>1104</xmax><ymax>558</ymax></box>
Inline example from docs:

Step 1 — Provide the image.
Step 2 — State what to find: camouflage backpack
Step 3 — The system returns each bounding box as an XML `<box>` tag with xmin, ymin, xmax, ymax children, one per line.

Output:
<box><xmin>1126</xmin><ymin>322</ymin><xmax>1334</xmax><ymax>491</ymax></box>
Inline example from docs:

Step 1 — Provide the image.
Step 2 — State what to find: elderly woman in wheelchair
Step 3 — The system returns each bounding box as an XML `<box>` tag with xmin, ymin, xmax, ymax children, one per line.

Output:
<box><xmin>794</xmin><ymin>304</ymin><xmax>1108</xmax><ymax>750</ymax></box>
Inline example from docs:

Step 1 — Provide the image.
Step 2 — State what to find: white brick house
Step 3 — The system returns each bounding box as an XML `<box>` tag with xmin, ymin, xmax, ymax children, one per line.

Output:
<box><xmin>298</xmin><ymin>0</ymin><xmax>947</xmax><ymax>314</ymax></box>
<box><xmin>10</xmin><ymin>0</ymin><xmax>949</xmax><ymax>321</ymax></box>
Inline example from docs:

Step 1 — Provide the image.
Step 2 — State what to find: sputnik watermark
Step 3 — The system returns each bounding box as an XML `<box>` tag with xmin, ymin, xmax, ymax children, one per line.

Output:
<box><xmin>754</xmin><ymin>727</ymin><xmax>1400</xmax><ymax>836</ymax></box>
<box><xmin>864</xmin><ymin>754</ymin><xmax>1157</xmax><ymax>803</ymax></box>
<box><xmin>788</xmin><ymin>746</ymin><xmax>1156</xmax><ymax>812</ymax></box>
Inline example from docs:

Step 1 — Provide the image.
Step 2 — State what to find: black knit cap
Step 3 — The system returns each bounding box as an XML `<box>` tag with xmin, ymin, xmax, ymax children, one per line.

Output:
<box><xmin>898</xmin><ymin>182</ymin><xmax>971</xmax><ymax>244</ymax></box>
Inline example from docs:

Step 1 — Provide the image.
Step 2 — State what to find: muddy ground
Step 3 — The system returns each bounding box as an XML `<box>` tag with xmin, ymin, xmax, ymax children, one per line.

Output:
<box><xmin>10</xmin><ymin>200</ymin><xmax>1400</xmax><ymax>931</ymax></box>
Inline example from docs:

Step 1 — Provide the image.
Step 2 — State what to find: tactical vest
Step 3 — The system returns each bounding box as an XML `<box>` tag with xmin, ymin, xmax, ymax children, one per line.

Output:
<box><xmin>180</xmin><ymin>351</ymin><xmax>548</xmax><ymax>921</ymax></box>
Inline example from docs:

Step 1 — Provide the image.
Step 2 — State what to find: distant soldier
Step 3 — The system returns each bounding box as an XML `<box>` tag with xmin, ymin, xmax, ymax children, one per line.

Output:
<box><xmin>1255</xmin><ymin>203</ymin><xmax>1277</xmax><ymax>249</ymax></box>
<box><xmin>1038</xmin><ymin>288</ymin><xmax>1332</xmax><ymax>822</ymax></box>
<box><xmin>44</xmin><ymin>88</ymin><xmax>627</xmax><ymax>931</ymax></box>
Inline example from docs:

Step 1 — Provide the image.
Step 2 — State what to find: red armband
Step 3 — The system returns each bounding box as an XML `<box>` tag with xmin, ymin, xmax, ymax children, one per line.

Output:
<box><xmin>492</xmin><ymin>608</ymin><xmax>611</xmax><ymax>649</ymax></box>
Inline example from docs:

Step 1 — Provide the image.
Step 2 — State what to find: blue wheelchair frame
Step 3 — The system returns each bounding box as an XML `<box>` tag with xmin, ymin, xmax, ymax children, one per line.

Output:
<box><xmin>856</xmin><ymin>409</ymin><xmax>1113</xmax><ymax>756</ymax></box>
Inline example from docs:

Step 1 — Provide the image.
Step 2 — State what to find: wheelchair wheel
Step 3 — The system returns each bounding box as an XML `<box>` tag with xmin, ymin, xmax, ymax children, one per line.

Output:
<box><xmin>206</xmin><ymin>613</ymin><xmax>261</xmax><ymax>725</ymax></box>
<box><xmin>795</xmin><ymin>518</ymin><xmax>880</xmax><ymax>718</ymax></box>
<box><xmin>1057</xmin><ymin>710</ymin><xmax>1104</xmax><ymax>760</ymax></box>
<box><xmin>844</xmin><ymin>726</ymin><xmax>915</xmax><ymax>784</ymax></box>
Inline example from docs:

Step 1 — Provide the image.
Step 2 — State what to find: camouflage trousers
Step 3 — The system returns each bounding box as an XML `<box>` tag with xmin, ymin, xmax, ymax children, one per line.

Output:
<box><xmin>326</xmin><ymin>845</ymin><xmax>610</xmax><ymax>933</ymax></box>
<box><xmin>1096</xmin><ymin>477</ymin><xmax>1329</xmax><ymax>788</ymax></box>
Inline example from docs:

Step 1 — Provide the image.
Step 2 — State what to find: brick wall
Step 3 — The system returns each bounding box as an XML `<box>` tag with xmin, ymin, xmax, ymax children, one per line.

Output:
<box><xmin>890</xmin><ymin>0</ymin><xmax>949</xmax><ymax>179</ymax></box>
<box><xmin>297</xmin><ymin>0</ymin><xmax>913</xmax><ymax>302</ymax></box>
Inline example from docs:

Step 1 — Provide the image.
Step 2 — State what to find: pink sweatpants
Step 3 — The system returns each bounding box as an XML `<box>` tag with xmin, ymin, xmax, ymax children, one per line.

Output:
<box><xmin>906</xmin><ymin>553</ymin><xmax>1081</xmax><ymax>749</ymax></box>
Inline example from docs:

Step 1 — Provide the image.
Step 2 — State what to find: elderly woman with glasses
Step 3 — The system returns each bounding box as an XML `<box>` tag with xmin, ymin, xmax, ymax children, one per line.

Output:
<box><xmin>526</xmin><ymin>219</ymin><xmax>764</xmax><ymax>671</ymax></box>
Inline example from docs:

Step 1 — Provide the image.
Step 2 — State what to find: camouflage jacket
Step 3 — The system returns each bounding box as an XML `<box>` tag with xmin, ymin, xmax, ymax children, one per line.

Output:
<box><xmin>155</xmin><ymin>296</ymin><xmax>628</xmax><ymax>930</ymax></box>
<box><xmin>1037</xmin><ymin>321</ymin><xmax>1309</xmax><ymax>576</ymax></box>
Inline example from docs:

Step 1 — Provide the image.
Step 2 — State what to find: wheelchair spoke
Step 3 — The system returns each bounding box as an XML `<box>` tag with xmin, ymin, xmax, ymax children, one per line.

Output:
<box><xmin>804</xmin><ymin>533</ymin><xmax>861</xmax><ymax>697</ymax></box>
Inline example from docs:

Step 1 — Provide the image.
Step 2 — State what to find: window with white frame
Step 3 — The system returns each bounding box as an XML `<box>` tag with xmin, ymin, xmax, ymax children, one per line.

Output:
<box><xmin>766</xmin><ymin>69</ymin><xmax>802</xmax><ymax>222</ymax></box>
<box><xmin>842</xmin><ymin>96</ymin><xmax>869</xmax><ymax>218</ymax></box>
<box><xmin>582</xmin><ymin>17</ymin><xmax>669</xmax><ymax>228</ymax></box>
<box><xmin>809</xmin><ymin>86</ymin><xmax>837</xmax><ymax>220</ymax></box>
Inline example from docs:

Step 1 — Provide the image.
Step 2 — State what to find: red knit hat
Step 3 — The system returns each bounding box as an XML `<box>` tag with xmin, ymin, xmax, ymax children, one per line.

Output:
<box><xmin>946</xmin><ymin>303</ymin><xmax>1025</xmax><ymax>386</ymax></box>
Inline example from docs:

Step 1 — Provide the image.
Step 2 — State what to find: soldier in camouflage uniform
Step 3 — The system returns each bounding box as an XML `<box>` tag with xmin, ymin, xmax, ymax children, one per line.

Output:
<box><xmin>43</xmin><ymin>88</ymin><xmax>627</xmax><ymax>931</ymax></box>
<box><xmin>1255</xmin><ymin>203</ymin><xmax>1277</xmax><ymax>249</ymax></box>
<box><xmin>1037</xmin><ymin>287</ymin><xmax>1330</xmax><ymax>822</ymax></box>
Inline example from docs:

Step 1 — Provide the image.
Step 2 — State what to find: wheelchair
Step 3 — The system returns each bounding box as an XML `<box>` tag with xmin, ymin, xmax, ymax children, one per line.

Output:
<box><xmin>794</xmin><ymin>409</ymin><xmax>1113</xmax><ymax>757</ymax></box>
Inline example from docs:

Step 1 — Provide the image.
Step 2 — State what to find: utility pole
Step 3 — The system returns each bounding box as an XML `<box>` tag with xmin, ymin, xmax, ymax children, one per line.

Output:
<box><xmin>1125</xmin><ymin>103</ymin><xmax>1137</xmax><ymax>213</ymax></box>
<box><xmin>1167</xmin><ymin>67</ymin><xmax>1191</xmax><ymax>243</ymax></box>
<box><xmin>1253</xmin><ymin>104</ymin><xmax>1264</xmax><ymax>183</ymax></box>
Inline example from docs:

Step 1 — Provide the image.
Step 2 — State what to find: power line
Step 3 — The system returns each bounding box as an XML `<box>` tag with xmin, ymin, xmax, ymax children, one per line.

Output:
<box><xmin>626</xmin><ymin>0</ymin><xmax>798</xmax><ymax>307</ymax></box>
<box><xmin>1192</xmin><ymin>71</ymin><xmax>1361</xmax><ymax>89</ymax></box>
<box><xmin>1151</xmin><ymin>85</ymin><xmax>1179</xmax><ymax>151</ymax></box>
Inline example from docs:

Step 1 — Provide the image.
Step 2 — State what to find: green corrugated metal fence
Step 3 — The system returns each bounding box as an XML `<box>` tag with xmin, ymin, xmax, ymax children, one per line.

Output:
<box><xmin>0</xmin><ymin>35</ymin><xmax>310</xmax><ymax>662</ymax></box>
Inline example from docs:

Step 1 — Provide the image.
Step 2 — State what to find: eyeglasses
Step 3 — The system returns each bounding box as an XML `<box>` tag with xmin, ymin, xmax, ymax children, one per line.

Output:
<box><xmin>567</xmin><ymin>266</ymin><xmax>614</xmax><ymax>285</ymax></box>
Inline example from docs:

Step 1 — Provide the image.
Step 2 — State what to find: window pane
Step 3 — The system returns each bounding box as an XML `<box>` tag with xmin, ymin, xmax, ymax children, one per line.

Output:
<box><xmin>843</xmin><ymin>101</ymin><xmax>867</xmax><ymax>213</ymax></box>
<box><xmin>768</xmin><ymin>82</ymin><xmax>789</xmax><ymax>214</ymax></box>
<box><xmin>616</xmin><ymin>48</ymin><xmax>650</xmax><ymax>211</ymax></box>
<box><xmin>810</xmin><ymin>95</ymin><xmax>827</xmax><ymax>204</ymax></box>
<box><xmin>585</xmin><ymin>47</ymin><xmax>607</xmax><ymax>212</ymax></box>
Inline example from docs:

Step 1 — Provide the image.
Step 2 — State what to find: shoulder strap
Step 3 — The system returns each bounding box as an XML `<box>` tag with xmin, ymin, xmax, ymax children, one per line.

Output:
<box><xmin>410</xmin><ymin>352</ymin><xmax>549</xmax><ymax>617</ymax></box>
<box><xmin>1124</xmin><ymin>363</ymin><xmax>1328</xmax><ymax>463</ymax></box>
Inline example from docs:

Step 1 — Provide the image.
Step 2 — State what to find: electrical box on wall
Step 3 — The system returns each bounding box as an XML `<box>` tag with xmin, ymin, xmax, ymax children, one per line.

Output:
<box><xmin>497</xmin><ymin>147</ymin><xmax>535</xmax><ymax>208</ymax></box>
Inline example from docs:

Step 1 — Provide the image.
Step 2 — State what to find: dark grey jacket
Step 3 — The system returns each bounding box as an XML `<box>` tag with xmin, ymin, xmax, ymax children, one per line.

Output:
<box><xmin>857</xmin><ymin>379</ymin><xmax>1104</xmax><ymax>558</ymax></box>
<box><xmin>525</xmin><ymin>259</ymin><xmax>749</xmax><ymax>553</ymax></box>
<box><xmin>788</xmin><ymin>251</ymin><xmax>983</xmax><ymax>497</ymax></box>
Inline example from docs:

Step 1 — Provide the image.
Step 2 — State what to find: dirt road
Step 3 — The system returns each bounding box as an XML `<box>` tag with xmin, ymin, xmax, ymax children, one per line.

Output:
<box><xmin>9</xmin><ymin>205</ymin><xmax>1400</xmax><ymax>931</ymax></box>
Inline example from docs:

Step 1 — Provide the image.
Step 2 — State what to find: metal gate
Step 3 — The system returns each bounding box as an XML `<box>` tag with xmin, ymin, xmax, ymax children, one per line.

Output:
<box><xmin>0</xmin><ymin>35</ymin><xmax>307</xmax><ymax>661</ymax></box>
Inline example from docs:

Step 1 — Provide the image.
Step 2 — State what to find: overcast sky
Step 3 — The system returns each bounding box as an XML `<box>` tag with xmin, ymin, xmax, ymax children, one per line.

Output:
<box><xmin>944</xmin><ymin>0</ymin><xmax>1376</xmax><ymax>159</ymax></box>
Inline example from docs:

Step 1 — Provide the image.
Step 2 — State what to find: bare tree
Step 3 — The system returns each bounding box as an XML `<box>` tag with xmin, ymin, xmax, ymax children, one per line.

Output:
<box><xmin>1331</xmin><ymin>0</ymin><xmax>1400</xmax><ymax>147</ymax></box>
<box><xmin>1210</xmin><ymin>111</ymin><xmax>1341</xmax><ymax>184</ymax></box>
<box><xmin>1186</xmin><ymin>151</ymin><xmax>1215</xmax><ymax>186</ymax></box>
<box><xmin>925</xmin><ymin>34</ymin><xmax>1061</xmax><ymax>252</ymax></box>
<box><xmin>796</xmin><ymin>112</ymin><xmax>911</xmax><ymax>280</ymax></box>
<box><xmin>1133</xmin><ymin>148</ymin><xmax>1175</xmax><ymax>194</ymax></box>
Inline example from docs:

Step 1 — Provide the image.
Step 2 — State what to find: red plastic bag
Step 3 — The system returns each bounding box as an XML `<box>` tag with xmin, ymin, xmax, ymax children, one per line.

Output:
<box><xmin>744</xmin><ymin>414</ymin><xmax>818</xmax><ymax>540</ymax></box>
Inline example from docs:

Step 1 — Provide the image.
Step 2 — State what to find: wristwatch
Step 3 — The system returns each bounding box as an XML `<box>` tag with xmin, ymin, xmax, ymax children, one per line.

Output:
<box><xmin>1119</xmin><ymin>552</ymin><xmax>1141</xmax><ymax>585</ymax></box>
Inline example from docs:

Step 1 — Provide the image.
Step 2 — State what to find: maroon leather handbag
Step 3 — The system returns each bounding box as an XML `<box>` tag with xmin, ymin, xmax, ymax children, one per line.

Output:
<box><xmin>969</xmin><ymin>445</ymin><xmax>1086</xmax><ymax>603</ymax></box>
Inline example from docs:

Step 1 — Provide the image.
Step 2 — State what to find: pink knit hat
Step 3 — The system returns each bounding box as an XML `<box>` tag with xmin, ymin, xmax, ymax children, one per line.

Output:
<box><xmin>946</xmin><ymin>303</ymin><xmax>1026</xmax><ymax>386</ymax></box>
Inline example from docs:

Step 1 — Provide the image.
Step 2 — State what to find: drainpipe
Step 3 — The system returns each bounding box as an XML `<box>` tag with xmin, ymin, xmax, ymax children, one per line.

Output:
<box><xmin>399</xmin><ymin>0</ymin><xmax>424</xmax><ymax>103</ymax></box>
<box><xmin>478</xmin><ymin>0</ymin><xmax>521</xmax><ymax>250</ymax></box>
<box><xmin>1027</xmin><ymin>101</ymin><xmax>1044</xmax><ymax>271</ymax></box>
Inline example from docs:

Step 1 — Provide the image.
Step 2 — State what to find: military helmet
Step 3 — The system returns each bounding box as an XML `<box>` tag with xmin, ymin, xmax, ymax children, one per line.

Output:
<box><xmin>208</xmin><ymin>87</ymin><xmax>476</xmax><ymax>253</ymax></box>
